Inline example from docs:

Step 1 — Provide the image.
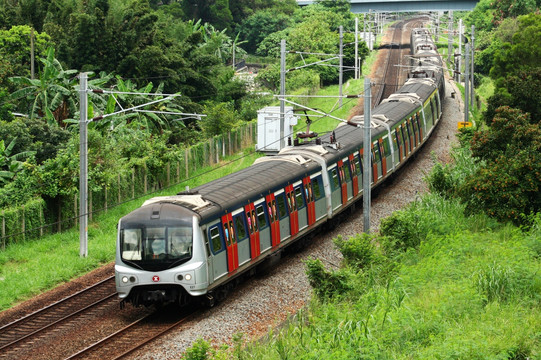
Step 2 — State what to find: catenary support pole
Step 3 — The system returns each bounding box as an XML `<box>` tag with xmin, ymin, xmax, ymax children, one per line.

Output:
<box><xmin>363</xmin><ymin>77</ymin><xmax>371</xmax><ymax>233</ymax></box>
<box><xmin>471</xmin><ymin>25</ymin><xmax>475</xmax><ymax>109</ymax></box>
<box><xmin>464</xmin><ymin>43</ymin><xmax>470</xmax><ymax>124</ymax></box>
<box><xmin>448</xmin><ymin>11</ymin><xmax>453</xmax><ymax>64</ymax></box>
<box><xmin>79</xmin><ymin>72</ymin><xmax>88</xmax><ymax>257</ymax></box>
<box><xmin>458</xmin><ymin>18</ymin><xmax>462</xmax><ymax>83</ymax></box>
<box><xmin>280</xmin><ymin>39</ymin><xmax>286</xmax><ymax>150</ymax></box>
<box><xmin>339</xmin><ymin>26</ymin><xmax>343</xmax><ymax>107</ymax></box>
<box><xmin>355</xmin><ymin>17</ymin><xmax>359</xmax><ymax>80</ymax></box>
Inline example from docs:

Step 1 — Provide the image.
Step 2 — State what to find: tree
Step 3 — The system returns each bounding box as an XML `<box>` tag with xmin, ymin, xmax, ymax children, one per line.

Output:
<box><xmin>461</xmin><ymin>106</ymin><xmax>541</xmax><ymax>224</ymax></box>
<box><xmin>240</xmin><ymin>9</ymin><xmax>291</xmax><ymax>53</ymax></box>
<box><xmin>0</xmin><ymin>25</ymin><xmax>52</xmax><ymax>92</ymax></box>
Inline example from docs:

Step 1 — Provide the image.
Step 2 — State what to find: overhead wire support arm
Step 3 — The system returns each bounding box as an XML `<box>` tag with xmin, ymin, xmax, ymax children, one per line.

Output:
<box><xmin>89</xmin><ymin>96</ymin><xmax>175</xmax><ymax>122</ymax></box>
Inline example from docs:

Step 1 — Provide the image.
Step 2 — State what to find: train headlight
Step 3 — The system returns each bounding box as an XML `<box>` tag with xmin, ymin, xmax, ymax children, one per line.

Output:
<box><xmin>185</xmin><ymin>274</ymin><xmax>192</xmax><ymax>281</ymax></box>
<box><xmin>122</xmin><ymin>276</ymin><xmax>129</xmax><ymax>283</ymax></box>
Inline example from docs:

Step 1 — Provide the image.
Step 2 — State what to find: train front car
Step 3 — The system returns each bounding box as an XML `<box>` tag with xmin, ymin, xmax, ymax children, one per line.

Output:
<box><xmin>115</xmin><ymin>197</ymin><xmax>208</xmax><ymax>307</ymax></box>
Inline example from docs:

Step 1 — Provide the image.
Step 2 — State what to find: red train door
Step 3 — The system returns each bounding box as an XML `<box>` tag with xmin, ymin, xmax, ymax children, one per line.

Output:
<box><xmin>337</xmin><ymin>160</ymin><xmax>348</xmax><ymax>205</ymax></box>
<box><xmin>303</xmin><ymin>177</ymin><xmax>316</xmax><ymax>225</ymax></box>
<box><xmin>285</xmin><ymin>185</ymin><xmax>299</xmax><ymax>237</ymax></box>
<box><xmin>221</xmin><ymin>213</ymin><xmax>238</xmax><ymax>272</ymax></box>
<box><xmin>265</xmin><ymin>194</ymin><xmax>280</xmax><ymax>247</ymax></box>
<box><xmin>244</xmin><ymin>203</ymin><xmax>260</xmax><ymax>259</ymax></box>
<box><xmin>349</xmin><ymin>154</ymin><xmax>359</xmax><ymax>196</ymax></box>
<box><xmin>378</xmin><ymin>138</ymin><xmax>387</xmax><ymax>177</ymax></box>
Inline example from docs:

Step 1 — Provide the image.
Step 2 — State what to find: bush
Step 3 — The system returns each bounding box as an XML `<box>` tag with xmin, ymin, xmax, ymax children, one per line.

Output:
<box><xmin>333</xmin><ymin>233</ymin><xmax>379</xmax><ymax>270</ymax></box>
<box><xmin>305</xmin><ymin>258</ymin><xmax>352</xmax><ymax>300</ymax></box>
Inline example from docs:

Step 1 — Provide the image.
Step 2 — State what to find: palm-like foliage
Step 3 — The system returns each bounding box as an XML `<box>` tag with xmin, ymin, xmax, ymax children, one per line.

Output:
<box><xmin>8</xmin><ymin>47</ymin><xmax>111</xmax><ymax>128</ymax></box>
<box><xmin>0</xmin><ymin>138</ymin><xmax>35</xmax><ymax>185</ymax></box>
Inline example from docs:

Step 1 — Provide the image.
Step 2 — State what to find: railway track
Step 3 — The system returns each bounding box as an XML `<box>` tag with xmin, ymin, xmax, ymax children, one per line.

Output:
<box><xmin>64</xmin><ymin>307</ymin><xmax>195</xmax><ymax>360</ymax></box>
<box><xmin>0</xmin><ymin>276</ymin><xmax>117</xmax><ymax>359</ymax></box>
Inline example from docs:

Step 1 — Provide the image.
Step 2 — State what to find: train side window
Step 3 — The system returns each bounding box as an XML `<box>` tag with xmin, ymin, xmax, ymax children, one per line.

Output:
<box><xmin>373</xmin><ymin>142</ymin><xmax>381</xmax><ymax>163</ymax></box>
<box><xmin>330</xmin><ymin>168</ymin><xmax>339</xmax><ymax>189</ymax></box>
<box><xmin>233</xmin><ymin>214</ymin><xmax>248</xmax><ymax>241</ymax></box>
<box><xmin>208</xmin><ymin>226</ymin><xmax>223</xmax><ymax>254</ymax></box>
<box><xmin>382</xmin><ymin>137</ymin><xmax>391</xmax><ymax>156</ymax></box>
<box><xmin>304</xmin><ymin>182</ymin><xmax>314</xmax><ymax>202</ymax></box>
<box><xmin>354</xmin><ymin>154</ymin><xmax>362</xmax><ymax>176</ymax></box>
<box><xmin>275</xmin><ymin>193</ymin><xmax>288</xmax><ymax>219</ymax></box>
<box><xmin>312</xmin><ymin>176</ymin><xmax>323</xmax><ymax>199</ymax></box>
<box><xmin>343</xmin><ymin>160</ymin><xmax>352</xmax><ymax>181</ymax></box>
<box><xmin>294</xmin><ymin>186</ymin><xmax>305</xmax><ymax>209</ymax></box>
<box><xmin>391</xmin><ymin>132</ymin><xmax>399</xmax><ymax>151</ymax></box>
<box><xmin>256</xmin><ymin>204</ymin><xmax>268</xmax><ymax>229</ymax></box>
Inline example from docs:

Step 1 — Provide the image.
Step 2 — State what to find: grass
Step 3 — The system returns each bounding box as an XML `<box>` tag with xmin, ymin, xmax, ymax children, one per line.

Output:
<box><xmin>206</xmin><ymin>196</ymin><xmax>541</xmax><ymax>359</ymax></box>
<box><xmin>0</xmin><ymin>150</ymin><xmax>262</xmax><ymax>311</ymax></box>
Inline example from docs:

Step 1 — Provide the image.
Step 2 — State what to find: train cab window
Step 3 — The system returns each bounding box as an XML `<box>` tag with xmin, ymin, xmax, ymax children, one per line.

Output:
<box><xmin>121</xmin><ymin>228</ymin><xmax>142</xmax><ymax>260</ymax></box>
<box><xmin>276</xmin><ymin>193</ymin><xmax>288</xmax><ymax>219</ymax></box>
<box><xmin>208</xmin><ymin>226</ymin><xmax>223</xmax><ymax>254</ymax></box>
<box><xmin>330</xmin><ymin>168</ymin><xmax>339</xmax><ymax>189</ymax></box>
<box><xmin>169</xmin><ymin>226</ymin><xmax>192</xmax><ymax>258</ymax></box>
<box><xmin>233</xmin><ymin>214</ymin><xmax>248</xmax><ymax>241</ymax></box>
<box><xmin>256</xmin><ymin>204</ymin><xmax>268</xmax><ymax>229</ymax></box>
<box><xmin>312</xmin><ymin>176</ymin><xmax>323</xmax><ymax>199</ymax></box>
<box><xmin>294</xmin><ymin>186</ymin><xmax>305</xmax><ymax>209</ymax></box>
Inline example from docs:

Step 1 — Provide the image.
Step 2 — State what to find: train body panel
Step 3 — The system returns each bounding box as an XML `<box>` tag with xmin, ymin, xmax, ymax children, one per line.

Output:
<box><xmin>116</xmin><ymin>22</ymin><xmax>447</xmax><ymax>308</ymax></box>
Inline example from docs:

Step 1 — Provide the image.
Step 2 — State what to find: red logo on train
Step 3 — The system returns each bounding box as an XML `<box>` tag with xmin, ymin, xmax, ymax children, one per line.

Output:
<box><xmin>152</xmin><ymin>275</ymin><xmax>160</xmax><ymax>282</ymax></box>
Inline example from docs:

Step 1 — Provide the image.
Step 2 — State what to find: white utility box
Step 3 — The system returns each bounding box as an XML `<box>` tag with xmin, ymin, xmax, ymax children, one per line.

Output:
<box><xmin>256</xmin><ymin>106</ymin><xmax>298</xmax><ymax>154</ymax></box>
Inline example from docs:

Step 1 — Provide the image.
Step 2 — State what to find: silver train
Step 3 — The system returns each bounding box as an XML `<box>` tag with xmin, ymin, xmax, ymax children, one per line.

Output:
<box><xmin>115</xmin><ymin>25</ymin><xmax>445</xmax><ymax>307</ymax></box>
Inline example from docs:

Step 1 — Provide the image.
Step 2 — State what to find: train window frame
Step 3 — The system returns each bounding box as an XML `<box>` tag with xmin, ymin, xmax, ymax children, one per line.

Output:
<box><xmin>208</xmin><ymin>225</ymin><xmax>224</xmax><ymax>255</ymax></box>
<box><xmin>343</xmin><ymin>159</ymin><xmax>352</xmax><ymax>181</ymax></box>
<box><xmin>354</xmin><ymin>154</ymin><xmax>362</xmax><ymax>176</ymax></box>
<box><xmin>233</xmin><ymin>213</ymin><xmax>248</xmax><ymax>242</ymax></box>
<box><xmin>275</xmin><ymin>193</ymin><xmax>288</xmax><ymax>219</ymax></box>
<box><xmin>380</xmin><ymin>139</ymin><xmax>387</xmax><ymax>158</ymax></box>
<box><xmin>294</xmin><ymin>185</ymin><xmax>306</xmax><ymax>209</ymax></box>
<box><xmin>329</xmin><ymin>167</ymin><xmax>339</xmax><ymax>190</ymax></box>
<box><xmin>255</xmin><ymin>203</ymin><xmax>269</xmax><ymax>230</ymax></box>
<box><xmin>312</xmin><ymin>175</ymin><xmax>323</xmax><ymax>199</ymax></box>
<box><xmin>372</xmin><ymin>141</ymin><xmax>382</xmax><ymax>163</ymax></box>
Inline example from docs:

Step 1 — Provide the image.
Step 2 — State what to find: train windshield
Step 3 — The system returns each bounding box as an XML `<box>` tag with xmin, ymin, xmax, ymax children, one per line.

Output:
<box><xmin>120</xmin><ymin>225</ymin><xmax>193</xmax><ymax>267</ymax></box>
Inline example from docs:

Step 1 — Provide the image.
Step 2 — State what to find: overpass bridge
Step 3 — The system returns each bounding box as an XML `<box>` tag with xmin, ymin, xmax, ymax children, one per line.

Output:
<box><xmin>297</xmin><ymin>0</ymin><xmax>479</xmax><ymax>13</ymax></box>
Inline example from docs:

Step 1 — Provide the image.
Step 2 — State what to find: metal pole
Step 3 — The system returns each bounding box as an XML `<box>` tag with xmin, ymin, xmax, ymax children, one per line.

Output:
<box><xmin>363</xmin><ymin>14</ymin><xmax>366</xmax><ymax>45</ymax></box>
<box><xmin>448</xmin><ymin>11</ymin><xmax>453</xmax><ymax>64</ymax></box>
<box><xmin>339</xmin><ymin>26</ymin><xmax>343</xmax><ymax>107</ymax></box>
<box><xmin>470</xmin><ymin>25</ymin><xmax>475</xmax><ymax>109</ymax></box>
<box><xmin>355</xmin><ymin>17</ymin><xmax>359</xmax><ymax>80</ymax></box>
<box><xmin>458</xmin><ymin>18</ymin><xmax>462</xmax><ymax>83</ymax></box>
<box><xmin>464</xmin><ymin>43</ymin><xmax>470</xmax><ymax>124</ymax></box>
<box><xmin>79</xmin><ymin>73</ymin><xmax>88</xmax><ymax>257</ymax></box>
<box><xmin>368</xmin><ymin>10</ymin><xmax>373</xmax><ymax>51</ymax></box>
<box><xmin>280</xmin><ymin>39</ymin><xmax>286</xmax><ymax>150</ymax></box>
<box><xmin>363</xmin><ymin>77</ymin><xmax>371</xmax><ymax>233</ymax></box>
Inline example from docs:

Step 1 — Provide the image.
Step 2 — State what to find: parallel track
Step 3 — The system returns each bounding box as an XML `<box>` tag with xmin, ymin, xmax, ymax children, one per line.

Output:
<box><xmin>64</xmin><ymin>307</ymin><xmax>196</xmax><ymax>360</ymax></box>
<box><xmin>0</xmin><ymin>276</ymin><xmax>117</xmax><ymax>358</ymax></box>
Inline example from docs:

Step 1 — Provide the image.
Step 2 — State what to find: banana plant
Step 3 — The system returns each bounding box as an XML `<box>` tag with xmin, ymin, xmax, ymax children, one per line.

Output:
<box><xmin>0</xmin><ymin>138</ymin><xmax>35</xmax><ymax>185</ymax></box>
